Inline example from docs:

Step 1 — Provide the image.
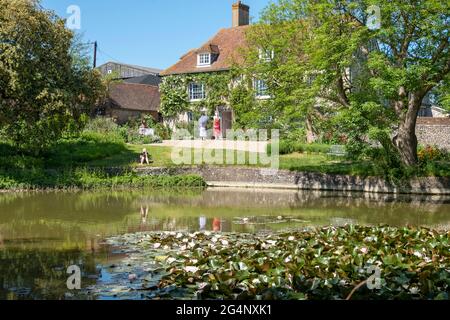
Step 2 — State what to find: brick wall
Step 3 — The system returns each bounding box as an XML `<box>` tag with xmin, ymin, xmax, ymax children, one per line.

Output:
<box><xmin>416</xmin><ymin>118</ymin><xmax>450</xmax><ymax>150</ymax></box>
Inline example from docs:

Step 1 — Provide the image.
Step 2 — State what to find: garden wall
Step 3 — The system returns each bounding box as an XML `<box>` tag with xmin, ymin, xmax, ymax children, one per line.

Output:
<box><xmin>416</xmin><ymin>118</ymin><xmax>450</xmax><ymax>150</ymax></box>
<box><xmin>135</xmin><ymin>166</ymin><xmax>450</xmax><ymax>195</ymax></box>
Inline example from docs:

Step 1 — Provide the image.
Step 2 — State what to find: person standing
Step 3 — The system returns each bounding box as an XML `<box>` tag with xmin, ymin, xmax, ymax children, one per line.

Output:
<box><xmin>213</xmin><ymin>111</ymin><xmax>221</xmax><ymax>140</ymax></box>
<box><xmin>198</xmin><ymin>112</ymin><xmax>208</xmax><ymax>140</ymax></box>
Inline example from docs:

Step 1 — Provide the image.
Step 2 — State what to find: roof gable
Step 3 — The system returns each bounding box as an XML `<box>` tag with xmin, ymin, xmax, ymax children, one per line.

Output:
<box><xmin>161</xmin><ymin>25</ymin><xmax>250</xmax><ymax>76</ymax></box>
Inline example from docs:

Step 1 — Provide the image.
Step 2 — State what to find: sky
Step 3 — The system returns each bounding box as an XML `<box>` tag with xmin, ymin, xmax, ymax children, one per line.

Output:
<box><xmin>41</xmin><ymin>0</ymin><xmax>272</xmax><ymax>70</ymax></box>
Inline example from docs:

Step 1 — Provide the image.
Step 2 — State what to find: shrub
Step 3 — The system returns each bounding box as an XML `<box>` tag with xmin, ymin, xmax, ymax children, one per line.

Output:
<box><xmin>418</xmin><ymin>145</ymin><xmax>448</xmax><ymax>164</ymax></box>
<box><xmin>84</xmin><ymin>117</ymin><xmax>119</xmax><ymax>134</ymax></box>
<box><xmin>126</xmin><ymin>128</ymin><xmax>162</xmax><ymax>145</ymax></box>
<box><xmin>154</xmin><ymin>123</ymin><xmax>171</xmax><ymax>140</ymax></box>
<box><xmin>269</xmin><ymin>140</ymin><xmax>332</xmax><ymax>155</ymax></box>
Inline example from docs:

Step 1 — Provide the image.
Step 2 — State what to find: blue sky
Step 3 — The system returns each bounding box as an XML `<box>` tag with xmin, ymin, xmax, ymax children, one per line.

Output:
<box><xmin>41</xmin><ymin>0</ymin><xmax>271</xmax><ymax>70</ymax></box>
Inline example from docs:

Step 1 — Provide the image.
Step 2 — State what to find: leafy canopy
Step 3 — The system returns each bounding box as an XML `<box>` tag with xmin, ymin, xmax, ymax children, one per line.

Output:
<box><xmin>0</xmin><ymin>0</ymin><xmax>105</xmax><ymax>153</ymax></box>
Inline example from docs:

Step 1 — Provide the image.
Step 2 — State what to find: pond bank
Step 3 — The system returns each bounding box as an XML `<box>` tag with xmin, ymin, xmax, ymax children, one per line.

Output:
<box><xmin>134</xmin><ymin>166</ymin><xmax>450</xmax><ymax>195</ymax></box>
<box><xmin>0</xmin><ymin>169</ymin><xmax>206</xmax><ymax>191</ymax></box>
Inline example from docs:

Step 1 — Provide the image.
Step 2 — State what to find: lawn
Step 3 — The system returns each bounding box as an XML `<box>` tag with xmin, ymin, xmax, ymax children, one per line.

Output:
<box><xmin>78</xmin><ymin>144</ymin><xmax>450</xmax><ymax>178</ymax></box>
<box><xmin>79</xmin><ymin>144</ymin><xmax>376</xmax><ymax>177</ymax></box>
<box><xmin>1</xmin><ymin>133</ymin><xmax>449</xmax><ymax>184</ymax></box>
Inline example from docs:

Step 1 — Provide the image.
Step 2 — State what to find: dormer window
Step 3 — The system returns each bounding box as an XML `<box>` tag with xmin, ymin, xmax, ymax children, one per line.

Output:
<box><xmin>258</xmin><ymin>48</ymin><xmax>274</xmax><ymax>62</ymax></box>
<box><xmin>197</xmin><ymin>53</ymin><xmax>211</xmax><ymax>67</ymax></box>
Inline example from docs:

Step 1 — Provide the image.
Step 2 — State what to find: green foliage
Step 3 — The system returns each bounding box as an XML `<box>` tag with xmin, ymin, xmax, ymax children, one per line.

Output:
<box><xmin>82</xmin><ymin>116</ymin><xmax>166</xmax><ymax>145</ymax></box>
<box><xmin>160</xmin><ymin>72</ymin><xmax>232</xmax><ymax>118</ymax></box>
<box><xmin>125</xmin><ymin>130</ymin><xmax>162</xmax><ymax>145</ymax></box>
<box><xmin>333</xmin><ymin>102</ymin><xmax>398</xmax><ymax>164</ymax></box>
<box><xmin>94</xmin><ymin>225</ymin><xmax>450</xmax><ymax>300</ymax></box>
<box><xmin>83</xmin><ymin>117</ymin><xmax>125</xmax><ymax>139</ymax></box>
<box><xmin>0</xmin><ymin>0</ymin><xmax>105</xmax><ymax>153</ymax></box>
<box><xmin>160</xmin><ymin>72</ymin><xmax>276</xmax><ymax>130</ymax></box>
<box><xmin>159</xmin><ymin>75</ymin><xmax>191</xmax><ymax>119</ymax></box>
<box><xmin>238</xmin><ymin>18</ymin><xmax>329</xmax><ymax>138</ymax></box>
<box><xmin>243</xmin><ymin>0</ymin><xmax>450</xmax><ymax>166</ymax></box>
<box><xmin>269</xmin><ymin>140</ymin><xmax>332</xmax><ymax>155</ymax></box>
<box><xmin>0</xmin><ymin>167</ymin><xmax>206</xmax><ymax>191</ymax></box>
<box><xmin>45</xmin><ymin>132</ymin><xmax>127</xmax><ymax>168</ymax></box>
<box><xmin>418</xmin><ymin>146</ymin><xmax>449</xmax><ymax>165</ymax></box>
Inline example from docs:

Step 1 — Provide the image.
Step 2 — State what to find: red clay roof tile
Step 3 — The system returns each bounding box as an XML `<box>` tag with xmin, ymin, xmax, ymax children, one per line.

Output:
<box><xmin>161</xmin><ymin>25</ymin><xmax>250</xmax><ymax>76</ymax></box>
<box><xmin>108</xmin><ymin>83</ymin><xmax>160</xmax><ymax>112</ymax></box>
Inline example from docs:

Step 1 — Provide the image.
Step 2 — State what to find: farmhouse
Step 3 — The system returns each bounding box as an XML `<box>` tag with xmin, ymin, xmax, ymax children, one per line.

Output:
<box><xmin>160</xmin><ymin>1</ymin><xmax>258</xmax><ymax>136</ymax></box>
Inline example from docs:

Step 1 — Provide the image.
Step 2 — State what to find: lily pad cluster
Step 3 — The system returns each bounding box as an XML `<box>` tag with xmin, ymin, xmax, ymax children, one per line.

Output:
<box><xmin>88</xmin><ymin>226</ymin><xmax>450</xmax><ymax>300</ymax></box>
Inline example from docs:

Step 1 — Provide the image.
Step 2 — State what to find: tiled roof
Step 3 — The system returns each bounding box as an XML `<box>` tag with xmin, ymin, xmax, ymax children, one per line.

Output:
<box><xmin>124</xmin><ymin>74</ymin><xmax>161</xmax><ymax>86</ymax></box>
<box><xmin>196</xmin><ymin>44</ymin><xmax>220</xmax><ymax>55</ymax></box>
<box><xmin>161</xmin><ymin>25</ymin><xmax>250</xmax><ymax>76</ymax></box>
<box><xmin>108</xmin><ymin>83</ymin><xmax>160</xmax><ymax>112</ymax></box>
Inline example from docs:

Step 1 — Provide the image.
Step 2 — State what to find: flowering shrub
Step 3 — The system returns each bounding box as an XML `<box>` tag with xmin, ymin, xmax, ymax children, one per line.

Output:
<box><xmin>418</xmin><ymin>145</ymin><xmax>447</xmax><ymax>163</ymax></box>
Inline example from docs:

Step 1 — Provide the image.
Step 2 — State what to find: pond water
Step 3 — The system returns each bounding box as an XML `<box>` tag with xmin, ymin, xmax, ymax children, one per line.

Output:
<box><xmin>0</xmin><ymin>188</ymin><xmax>449</xmax><ymax>300</ymax></box>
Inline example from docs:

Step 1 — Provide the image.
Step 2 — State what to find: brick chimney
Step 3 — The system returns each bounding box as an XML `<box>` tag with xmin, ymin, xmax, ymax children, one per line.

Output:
<box><xmin>232</xmin><ymin>1</ymin><xmax>250</xmax><ymax>27</ymax></box>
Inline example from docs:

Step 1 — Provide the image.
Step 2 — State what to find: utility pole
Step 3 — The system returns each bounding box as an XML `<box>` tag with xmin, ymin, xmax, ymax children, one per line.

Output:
<box><xmin>93</xmin><ymin>41</ymin><xmax>97</xmax><ymax>69</ymax></box>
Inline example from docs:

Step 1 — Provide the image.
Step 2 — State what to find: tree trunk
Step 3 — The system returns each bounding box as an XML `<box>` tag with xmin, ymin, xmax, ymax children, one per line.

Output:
<box><xmin>392</xmin><ymin>94</ymin><xmax>422</xmax><ymax>166</ymax></box>
<box><xmin>305</xmin><ymin>116</ymin><xmax>317</xmax><ymax>144</ymax></box>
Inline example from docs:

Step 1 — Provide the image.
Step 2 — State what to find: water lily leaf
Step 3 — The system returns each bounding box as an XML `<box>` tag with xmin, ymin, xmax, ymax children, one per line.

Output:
<box><xmin>154</xmin><ymin>256</ymin><xmax>168</xmax><ymax>262</ymax></box>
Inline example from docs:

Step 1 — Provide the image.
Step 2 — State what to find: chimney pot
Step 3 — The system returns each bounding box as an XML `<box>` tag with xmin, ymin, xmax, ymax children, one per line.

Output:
<box><xmin>232</xmin><ymin>1</ymin><xmax>250</xmax><ymax>27</ymax></box>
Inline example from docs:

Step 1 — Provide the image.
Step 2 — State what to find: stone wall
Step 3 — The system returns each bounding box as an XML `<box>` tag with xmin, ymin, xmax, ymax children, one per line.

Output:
<box><xmin>135</xmin><ymin>166</ymin><xmax>450</xmax><ymax>195</ymax></box>
<box><xmin>416</xmin><ymin>118</ymin><xmax>450</xmax><ymax>150</ymax></box>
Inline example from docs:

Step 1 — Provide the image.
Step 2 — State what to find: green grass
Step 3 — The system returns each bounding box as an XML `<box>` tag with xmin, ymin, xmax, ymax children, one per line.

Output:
<box><xmin>0</xmin><ymin>135</ymin><xmax>206</xmax><ymax>190</ymax></box>
<box><xmin>278</xmin><ymin>153</ymin><xmax>376</xmax><ymax>176</ymax></box>
<box><xmin>87</xmin><ymin>144</ymin><xmax>175</xmax><ymax>168</ymax></box>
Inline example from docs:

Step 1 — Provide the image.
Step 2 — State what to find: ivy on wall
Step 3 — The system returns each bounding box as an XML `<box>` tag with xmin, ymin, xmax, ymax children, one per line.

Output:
<box><xmin>160</xmin><ymin>71</ymin><xmax>274</xmax><ymax>129</ymax></box>
<box><xmin>160</xmin><ymin>72</ymin><xmax>231</xmax><ymax>119</ymax></box>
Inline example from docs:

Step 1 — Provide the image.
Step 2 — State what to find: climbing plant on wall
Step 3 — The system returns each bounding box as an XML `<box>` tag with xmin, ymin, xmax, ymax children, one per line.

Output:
<box><xmin>160</xmin><ymin>72</ymin><xmax>232</xmax><ymax>119</ymax></box>
<box><xmin>160</xmin><ymin>70</ymin><xmax>275</xmax><ymax>130</ymax></box>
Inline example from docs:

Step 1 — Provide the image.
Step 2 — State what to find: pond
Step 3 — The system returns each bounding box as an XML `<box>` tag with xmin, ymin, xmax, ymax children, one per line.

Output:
<box><xmin>0</xmin><ymin>188</ymin><xmax>449</xmax><ymax>300</ymax></box>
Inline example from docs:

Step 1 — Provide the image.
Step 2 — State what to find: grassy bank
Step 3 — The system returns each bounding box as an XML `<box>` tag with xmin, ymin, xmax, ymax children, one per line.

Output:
<box><xmin>0</xmin><ymin>169</ymin><xmax>206</xmax><ymax>191</ymax></box>
<box><xmin>0</xmin><ymin>133</ymin><xmax>205</xmax><ymax>190</ymax></box>
<box><xmin>1</xmin><ymin>127</ymin><xmax>449</xmax><ymax>191</ymax></box>
<box><xmin>91</xmin><ymin>225</ymin><xmax>450</xmax><ymax>300</ymax></box>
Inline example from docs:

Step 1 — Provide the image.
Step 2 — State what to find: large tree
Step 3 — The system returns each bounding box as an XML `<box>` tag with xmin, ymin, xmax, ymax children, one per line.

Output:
<box><xmin>243</xmin><ymin>0</ymin><xmax>449</xmax><ymax>166</ymax></box>
<box><xmin>0</xmin><ymin>0</ymin><xmax>104</xmax><ymax>153</ymax></box>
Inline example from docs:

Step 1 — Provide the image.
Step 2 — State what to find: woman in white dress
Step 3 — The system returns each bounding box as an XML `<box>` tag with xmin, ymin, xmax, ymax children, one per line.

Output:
<box><xmin>198</xmin><ymin>112</ymin><xmax>208</xmax><ymax>140</ymax></box>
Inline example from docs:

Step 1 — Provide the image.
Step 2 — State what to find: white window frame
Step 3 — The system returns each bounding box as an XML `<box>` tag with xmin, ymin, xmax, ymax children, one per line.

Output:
<box><xmin>254</xmin><ymin>79</ymin><xmax>271</xmax><ymax>100</ymax></box>
<box><xmin>258</xmin><ymin>48</ymin><xmax>274</xmax><ymax>62</ymax></box>
<box><xmin>189</xmin><ymin>82</ymin><xmax>206</xmax><ymax>101</ymax></box>
<box><xmin>197</xmin><ymin>53</ymin><xmax>211</xmax><ymax>67</ymax></box>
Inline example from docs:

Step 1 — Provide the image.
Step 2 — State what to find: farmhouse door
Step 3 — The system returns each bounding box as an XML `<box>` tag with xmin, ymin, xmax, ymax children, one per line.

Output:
<box><xmin>221</xmin><ymin>110</ymin><xmax>233</xmax><ymax>138</ymax></box>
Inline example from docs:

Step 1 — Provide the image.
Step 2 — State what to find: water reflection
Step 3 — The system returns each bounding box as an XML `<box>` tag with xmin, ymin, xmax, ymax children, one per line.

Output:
<box><xmin>0</xmin><ymin>188</ymin><xmax>449</xmax><ymax>299</ymax></box>
<box><xmin>1</xmin><ymin>189</ymin><xmax>449</xmax><ymax>241</ymax></box>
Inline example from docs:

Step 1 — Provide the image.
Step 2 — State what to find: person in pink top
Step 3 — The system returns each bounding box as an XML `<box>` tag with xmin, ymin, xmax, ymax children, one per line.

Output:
<box><xmin>213</xmin><ymin>111</ymin><xmax>221</xmax><ymax>140</ymax></box>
